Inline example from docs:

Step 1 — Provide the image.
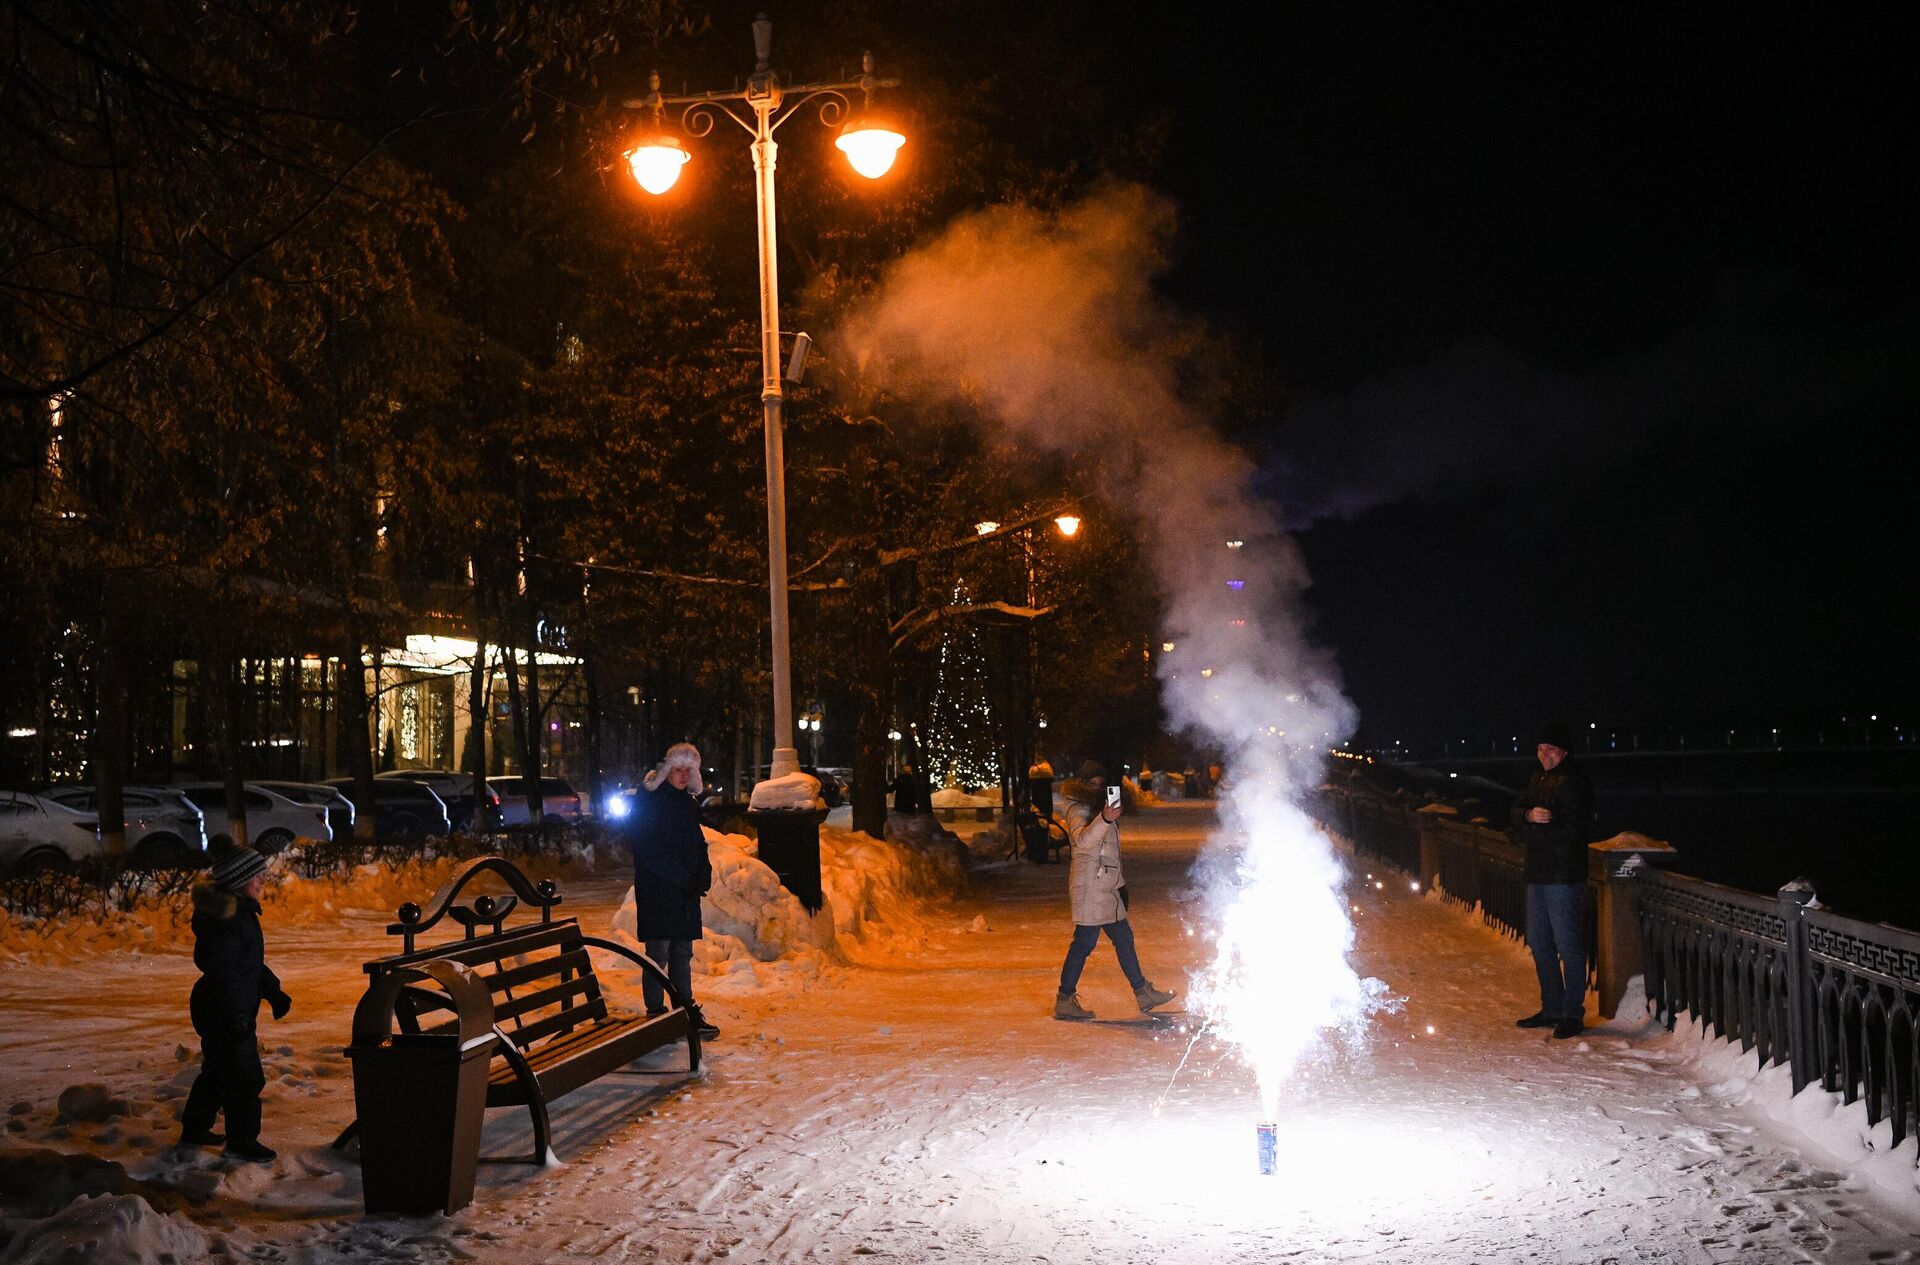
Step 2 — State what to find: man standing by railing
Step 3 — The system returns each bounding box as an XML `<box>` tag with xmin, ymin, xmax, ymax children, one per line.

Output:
<box><xmin>1511</xmin><ymin>723</ymin><xmax>1595</xmax><ymax>1040</ymax></box>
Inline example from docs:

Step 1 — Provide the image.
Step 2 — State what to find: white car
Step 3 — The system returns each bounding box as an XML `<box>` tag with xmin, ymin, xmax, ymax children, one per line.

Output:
<box><xmin>0</xmin><ymin>791</ymin><xmax>107</xmax><ymax>873</ymax></box>
<box><xmin>254</xmin><ymin>781</ymin><xmax>357</xmax><ymax>842</ymax></box>
<box><xmin>37</xmin><ymin>784</ymin><xmax>208</xmax><ymax>867</ymax></box>
<box><xmin>488</xmin><ymin>776</ymin><xmax>584</xmax><ymax>827</ymax></box>
<box><xmin>175</xmin><ymin>783</ymin><xmax>332</xmax><ymax>854</ymax></box>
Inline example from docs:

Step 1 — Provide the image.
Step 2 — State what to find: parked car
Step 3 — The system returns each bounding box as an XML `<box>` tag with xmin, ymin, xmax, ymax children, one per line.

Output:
<box><xmin>379</xmin><ymin>770</ymin><xmax>500</xmax><ymax>831</ymax></box>
<box><xmin>799</xmin><ymin>766</ymin><xmax>847</xmax><ymax>809</ymax></box>
<box><xmin>174</xmin><ymin>783</ymin><xmax>331</xmax><ymax>854</ymax></box>
<box><xmin>254</xmin><ymin>780</ymin><xmax>356</xmax><ymax>842</ymax></box>
<box><xmin>487</xmin><ymin>776</ymin><xmax>584</xmax><ymax>827</ymax></box>
<box><xmin>0</xmin><ymin>791</ymin><xmax>106</xmax><ymax>873</ymax></box>
<box><xmin>37</xmin><ymin>784</ymin><xmax>207</xmax><ymax>867</ymax></box>
<box><xmin>324</xmin><ymin>777</ymin><xmax>451</xmax><ymax>841</ymax></box>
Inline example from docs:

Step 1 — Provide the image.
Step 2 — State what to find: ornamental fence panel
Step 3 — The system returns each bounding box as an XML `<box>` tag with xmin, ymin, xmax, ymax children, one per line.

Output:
<box><xmin>1312</xmin><ymin>787</ymin><xmax>1917</xmax><ymax>1159</ymax></box>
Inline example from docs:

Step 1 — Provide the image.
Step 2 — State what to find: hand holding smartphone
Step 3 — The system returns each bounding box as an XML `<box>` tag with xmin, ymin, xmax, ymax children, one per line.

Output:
<box><xmin>1104</xmin><ymin>783</ymin><xmax>1122</xmax><ymax>817</ymax></box>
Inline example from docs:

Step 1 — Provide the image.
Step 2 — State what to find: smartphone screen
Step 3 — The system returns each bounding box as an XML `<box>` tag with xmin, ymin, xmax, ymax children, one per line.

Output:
<box><xmin>1105</xmin><ymin>784</ymin><xmax>1121</xmax><ymax>809</ymax></box>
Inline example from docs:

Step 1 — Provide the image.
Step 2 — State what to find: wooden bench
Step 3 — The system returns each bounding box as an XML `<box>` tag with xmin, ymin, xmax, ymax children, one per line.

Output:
<box><xmin>336</xmin><ymin>856</ymin><xmax>700</xmax><ymax>1163</ymax></box>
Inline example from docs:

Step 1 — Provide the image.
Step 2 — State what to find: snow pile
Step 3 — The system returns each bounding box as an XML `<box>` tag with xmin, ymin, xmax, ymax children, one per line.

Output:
<box><xmin>1123</xmin><ymin>775</ymin><xmax>1159</xmax><ymax>807</ymax></box>
<box><xmin>609</xmin><ymin>819</ymin><xmax>968</xmax><ymax>988</ymax></box>
<box><xmin>0</xmin><ymin>842</ymin><xmax>599</xmax><ymax>962</ymax></box>
<box><xmin>1667</xmin><ymin>1015</ymin><xmax>1920</xmax><ymax>1204</ymax></box>
<box><xmin>0</xmin><ymin>1193</ymin><xmax>211</xmax><ymax>1265</ymax></box>
<box><xmin>748</xmin><ymin>772</ymin><xmax>824</xmax><ymax>811</ymax></box>
<box><xmin>930</xmin><ymin>787</ymin><xmax>998</xmax><ymax>809</ymax></box>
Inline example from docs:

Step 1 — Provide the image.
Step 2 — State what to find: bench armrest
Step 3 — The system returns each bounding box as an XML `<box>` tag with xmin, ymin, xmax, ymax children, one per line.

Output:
<box><xmin>576</xmin><ymin>935</ymin><xmax>692</xmax><ymax>1013</ymax></box>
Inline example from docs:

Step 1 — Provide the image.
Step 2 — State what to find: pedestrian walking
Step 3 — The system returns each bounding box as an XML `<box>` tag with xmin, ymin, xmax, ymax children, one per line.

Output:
<box><xmin>1053</xmin><ymin>762</ymin><xmax>1176</xmax><ymax>1020</ymax></box>
<box><xmin>628</xmin><ymin>742</ymin><xmax>720</xmax><ymax>1040</ymax></box>
<box><xmin>1509</xmin><ymin>723</ymin><xmax>1596</xmax><ymax>1039</ymax></box>
<box><xmin>179</xmin><ymin>846</ymin><xmax>290</xmax><ymax>1162</ymax></box>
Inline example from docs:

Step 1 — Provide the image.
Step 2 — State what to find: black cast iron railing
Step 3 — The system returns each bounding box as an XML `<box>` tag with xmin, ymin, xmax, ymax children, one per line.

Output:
<box><xmin>1310</xmin><ymin>785</ymin><xmax>1919</xmax><ymax>1159</ymax></box>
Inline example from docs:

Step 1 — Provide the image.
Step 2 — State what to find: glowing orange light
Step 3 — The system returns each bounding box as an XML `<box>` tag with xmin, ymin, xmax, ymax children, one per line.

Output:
<box><xmin>627</xmin><ymin>137</ymin><xmax>690</xmax><ymax>194</ymax></box>
<box><xmin>837</xmin><ymin>120</ymin><xmax>905</xmax><ymax>178</ymax></box>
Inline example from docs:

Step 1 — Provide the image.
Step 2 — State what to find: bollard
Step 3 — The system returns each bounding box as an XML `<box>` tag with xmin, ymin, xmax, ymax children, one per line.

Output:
<box><xmin>749</xmin><ymin>807</ymin><xmax>829</xmax><ymax>914</ymax></box>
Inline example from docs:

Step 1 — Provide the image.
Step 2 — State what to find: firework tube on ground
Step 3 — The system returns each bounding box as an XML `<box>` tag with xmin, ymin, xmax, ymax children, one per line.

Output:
<box><xmin>1256</xmin><ymin>1121</ymin><xmax>1277</xmax><ymax>1175</ymax></box>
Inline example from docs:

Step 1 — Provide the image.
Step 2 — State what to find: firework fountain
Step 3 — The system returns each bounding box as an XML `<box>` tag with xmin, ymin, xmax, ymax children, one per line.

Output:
<box><xmin>839</xmin><ymin>184</ymin><xmax>1391</xmax><ymax>1158</ymax></box>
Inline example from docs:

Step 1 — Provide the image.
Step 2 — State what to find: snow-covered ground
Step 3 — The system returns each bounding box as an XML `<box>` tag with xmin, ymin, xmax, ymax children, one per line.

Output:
<box><xmin>2</xmin><ymin>803</ymin><xmax>1916</xmax><ymax>1262</ymax></box>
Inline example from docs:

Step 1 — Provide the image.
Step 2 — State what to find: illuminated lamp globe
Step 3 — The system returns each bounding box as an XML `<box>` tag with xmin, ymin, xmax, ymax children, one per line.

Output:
<box><xmin>836</xmin><ymin>118</ymin><xmax>906</xmax><ymax>178</ymax></box>
<box><xmin>1053</xmin><ymin>514</ymin><xmax>1081</xmax><ymax>537</ymax></box>
<box><xmin>627</xmin><ymin>136</ymin><xmax>691</xmax><ymax>195</ymax></box>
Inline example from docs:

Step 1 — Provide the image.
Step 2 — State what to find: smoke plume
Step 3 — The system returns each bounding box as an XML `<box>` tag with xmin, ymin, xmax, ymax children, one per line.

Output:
<box><xmin>839</xmin><ymin>183</ymin><xmax>1387</xmax><ymax>1115</ymax></box>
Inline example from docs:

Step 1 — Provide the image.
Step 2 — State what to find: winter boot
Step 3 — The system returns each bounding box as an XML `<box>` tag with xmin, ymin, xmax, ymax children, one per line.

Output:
<box><xmin>1134</xmin><ymin>982</ymin><xmax>1177</xmax><ymax>1012</ymax></box>
<box><xmin>1054</xmin><ymin>992</ymin><xmax>1094</xmax><ymax>1021</ymax></box>
<box><xmin>224</xmin><ymin>1139</ymin><xmax>276</xmax><ymax>1163</ymax></box>
<box><xmin>176</xmin><ymin>1129</ymin><xmax>223</xmax><ymax>1148</ymax></box>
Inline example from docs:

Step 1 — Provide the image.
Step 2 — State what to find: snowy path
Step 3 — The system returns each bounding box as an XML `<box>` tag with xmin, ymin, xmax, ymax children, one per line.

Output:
<box><xmin>3</xmin><ymin>803</ymin><xmax>1917</xmax><ymax>1262</ymax></box>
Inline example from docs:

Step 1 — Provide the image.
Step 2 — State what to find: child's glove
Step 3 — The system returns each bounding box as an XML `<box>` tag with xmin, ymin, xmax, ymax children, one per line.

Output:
<box><xmin>269</xmin><ymin>990</ymin><xmax>292</xmax><ymax>1021</ymax></box>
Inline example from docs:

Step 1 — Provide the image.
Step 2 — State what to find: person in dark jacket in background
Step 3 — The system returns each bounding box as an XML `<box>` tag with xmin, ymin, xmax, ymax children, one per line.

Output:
<box><xmin>629</xmin><ymin>742</ymin><xmax>720</xmax><ymax>1040</ymax></box>
<box><xmin>889</xmin><ymin>760</ymin><xmax>930</xmax><ymax>816</ymax></box>
<box><xmin>1509</xmin><ymin>723</ymin><xmax>1596</xmax><ymax>1040</ymax></box>
<box><xmin>179</xmin><ymin>846</ymin><xmax>290</xmax><ymax>1162</ymax></box>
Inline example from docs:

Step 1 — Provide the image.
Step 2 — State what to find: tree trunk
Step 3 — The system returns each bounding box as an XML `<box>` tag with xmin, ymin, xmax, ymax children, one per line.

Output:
<box><xmin>849</xmin><ymin>567</ymin><xmax>893</xmax><ymax>839</ymax></box>
<box><xmin>466</xmin><ymin>623</ymin><xmax>489</xmax><ymax>832</ymax></box>
<box><xmin>339</xmin><ymin>622</ymin><xmax>376</xmax><ymax>840</ymax></box>
<box><xmin>217</xmin><ymin>653</ymin><xmax>250</xmax><ymax>850</ymax></box>
<box><xmin>93</xmin><ymin>584</ymin><xmax>128</xmax><ymax>860</ymax></box>
<box><xmin>584</xmin><ymin>656</ymin><xmax>603</xmax><ymax>811</ymax></box>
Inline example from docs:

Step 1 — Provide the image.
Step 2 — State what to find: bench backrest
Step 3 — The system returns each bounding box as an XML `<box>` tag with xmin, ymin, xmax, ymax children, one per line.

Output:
<box><xmin>383</xmin><ymin>917</ymin><xmax>611</xmax><ymax>1052</ymax></box>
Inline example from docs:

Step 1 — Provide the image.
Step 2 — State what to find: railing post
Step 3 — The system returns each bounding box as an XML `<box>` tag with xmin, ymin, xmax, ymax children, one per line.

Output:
<box><xmin>1593</xmin><ymin>851</ymin><xmax>1644</xmax><ymax>1021</ymax></box>
<box><xmin>1778</xmin><ymin>878</ymin><xmax>1818</xmax><ymax>1095</ymax></box>
<box><xmin>1417</xmin><ymin>817</ymin><xmax>1442</xmax><ymax>893</ymax></box>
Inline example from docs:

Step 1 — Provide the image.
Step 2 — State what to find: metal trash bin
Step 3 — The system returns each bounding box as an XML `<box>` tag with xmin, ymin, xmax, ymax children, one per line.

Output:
<box><xmin>749</xmin><ymin>807</ymin><xmax>829</xmax><ymax>914</ymax></box>
<box><xmin>346</xmin><ymin>960</ymin><xmax>497</xmax><ymax>1215</ymax></box>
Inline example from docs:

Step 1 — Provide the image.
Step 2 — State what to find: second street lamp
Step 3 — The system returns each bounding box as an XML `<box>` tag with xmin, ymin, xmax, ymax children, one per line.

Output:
<box><xmin>625</xmin><ymin>15</ymin><xmax>904</xmax><ymax>786</ymax></box>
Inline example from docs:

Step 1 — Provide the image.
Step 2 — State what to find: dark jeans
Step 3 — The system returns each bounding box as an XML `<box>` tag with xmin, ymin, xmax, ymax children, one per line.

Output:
<box><xmin>181</xmin><ymin>1021</ymin><xmax>265</xmax><ymax>1145</ymax></box>
<box><xmin>1526</xmin><ymin>882</ymin><xmax>1588</xmax><ymax>1020</ymax></box>
<box><xmin>1058</xmin><ymin>919</ymin><xmax>1146</xmax><ymax>995</ymax></box>
<box><xmin>643</xmin><ymin>938</ymin><xmax>695</xmax><ymax>1014</ymax></box>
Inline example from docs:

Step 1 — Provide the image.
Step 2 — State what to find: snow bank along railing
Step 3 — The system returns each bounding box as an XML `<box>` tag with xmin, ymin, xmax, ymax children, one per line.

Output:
<box><xmin>1312</xmin><ymin>788</ymin><xmax>1920</xmax><ymax>1162</ymax></box>
<box><xmin>338</xmin><ymin>857</ymin><xmax>701</xmax><ymax>1172</ymax></box>
<box><xmin>1640</xmin><ymin>869</ymin><xmax>1920</xmax><ymax>1156</ymax></box>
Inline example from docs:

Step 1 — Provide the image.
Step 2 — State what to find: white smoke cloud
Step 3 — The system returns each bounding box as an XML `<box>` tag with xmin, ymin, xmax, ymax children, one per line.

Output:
<box><xmin>839</xmin><ymin>182</ymin><xmax>1387</xmax><ymax>1116</ymax></box>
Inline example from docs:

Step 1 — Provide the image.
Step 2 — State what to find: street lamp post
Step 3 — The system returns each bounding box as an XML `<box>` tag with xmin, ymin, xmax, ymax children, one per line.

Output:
<box><xmin>626</xmin><ymin>15</ymin><xmax>903</xmax><ymax>786</ymax></box>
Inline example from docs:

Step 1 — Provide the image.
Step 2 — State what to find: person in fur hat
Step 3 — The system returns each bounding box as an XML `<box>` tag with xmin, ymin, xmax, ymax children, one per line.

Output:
<box><xmin>1051</xmin><ymin>762</ymin><xmax>1176</xmax><ymax>1021</ymax></box>
<box><xmin>179</xmin><ymin>846</ymin><xmax>290</xmax><ymax>1162</ymax></box>
<box><xmin>628</xmin><ymin>742</ymin><xmax>720</xmax><ymax>1039</ymax></box>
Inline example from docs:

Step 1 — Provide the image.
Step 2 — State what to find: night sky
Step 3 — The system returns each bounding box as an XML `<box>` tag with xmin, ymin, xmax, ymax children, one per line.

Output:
<box><xmin>1111</xmin><ymin>8</ymin><xmax>1919</xmax><ymax>748</ymax></box>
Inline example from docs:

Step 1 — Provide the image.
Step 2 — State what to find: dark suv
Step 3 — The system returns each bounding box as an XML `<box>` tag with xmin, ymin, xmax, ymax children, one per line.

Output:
<box><xmin>379</xmin><ymin>770</ymin><xmax>501</xmax><ymax>831</ymax></box>
<box><xmin>325</xmin><ymin>777</ymin><xmax>451</xmax><ymax>841</ymax></box>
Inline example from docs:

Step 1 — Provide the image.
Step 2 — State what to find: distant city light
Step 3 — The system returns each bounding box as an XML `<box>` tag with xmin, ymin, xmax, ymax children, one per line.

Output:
<box><xmin>1162</xmin><ymin>641</ymin><xmax>1175</xmax><ymax>652</ymax></box>
<box><xmin>1225</xmin><ymin>539</ymin><xmax>1244</xmax><ymax>548</ymax></box>
<box><xmin>975</xmin><ymin>520</ymin><xmax>998</xmax><ymax>535</ymax></box>
<box><xmin>887</xmin><ymin>729</ymin><xmax>902</xmax><ymax>741</ymax></box>
<box><xmin>5</xmin><ymin>727</ymin><xmax>35</xmax><ymax>739</ymax></box>
<box><xmin>1226</xmin><ymin>579</ymin><xmax>1245</xmax><ymax>590</ymax></box>
<box><xmin>1201</xmin><ymin>668</ymin><xmax>1214</xmax><ymax>678</ymax></box>
<box><xmin>1229</xmin><ymin>619</ymin><xmax>1246</xmax><ymax>627</ymax></box>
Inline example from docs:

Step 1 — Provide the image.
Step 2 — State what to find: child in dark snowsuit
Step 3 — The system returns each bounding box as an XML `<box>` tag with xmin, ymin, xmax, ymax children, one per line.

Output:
<box><xmin>179</xmin><ymin>846</ymin><xmax>291</xmax><ymax>1162</ymax></box>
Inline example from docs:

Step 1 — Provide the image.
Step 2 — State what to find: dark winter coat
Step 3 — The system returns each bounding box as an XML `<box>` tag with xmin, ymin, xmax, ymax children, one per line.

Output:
<box><xmin>189</xmin><ymin>882</ymin><xmax>285</xmax><ymax>1036</ymax></box>
<box><xmin>627</xmin><ymin>780</ymin><xmax>712</xmax><ymax>940</ymax></box>
<box><xmin>1509</xmin><ymin>756</ymin><xmax>1596</xmax><ymax>885</ymax></box>
<box><xmin>890</xmin><ymin>767</ymin><xmax>930</xmax><ymax>815</ymax></box>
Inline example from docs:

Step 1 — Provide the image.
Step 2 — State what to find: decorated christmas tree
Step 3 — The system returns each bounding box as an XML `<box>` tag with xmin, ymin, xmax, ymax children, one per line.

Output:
<box><xmin>924</xmin><ymin>581</ymin><xmax>999</xmax><ymax>790</ymax></box>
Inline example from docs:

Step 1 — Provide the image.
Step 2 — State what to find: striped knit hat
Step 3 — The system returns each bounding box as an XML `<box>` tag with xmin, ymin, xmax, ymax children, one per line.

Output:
<box><xmin>210</xmin><ymin>846</ymin><xmax>268</xmax><ymax>891</ymax></box>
